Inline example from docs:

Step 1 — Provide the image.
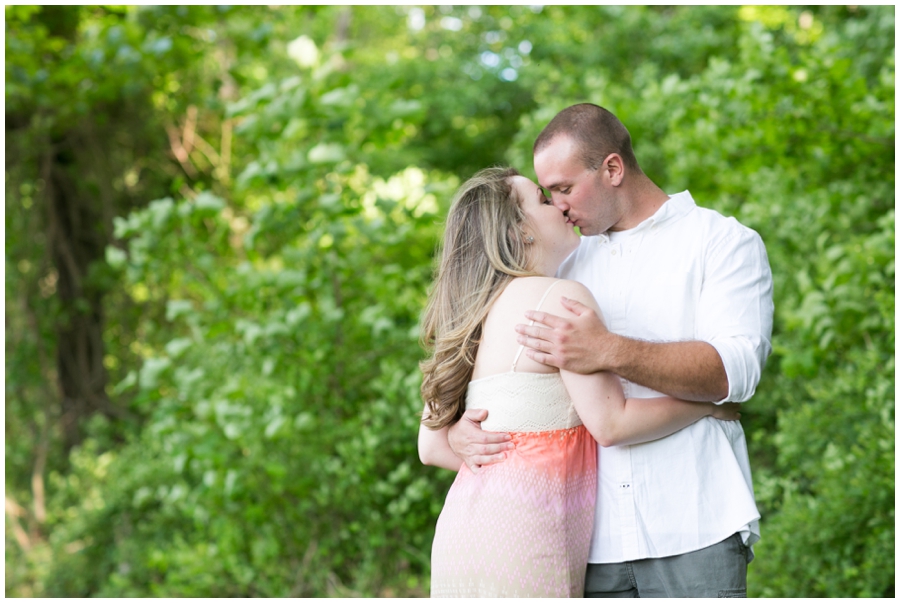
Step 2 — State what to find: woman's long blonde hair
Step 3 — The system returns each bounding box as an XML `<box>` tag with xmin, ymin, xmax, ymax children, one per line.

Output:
<box><xmin>420</xmin><ymin>167</ymin><xmax>538</xmax><ymax>430</ymax></box>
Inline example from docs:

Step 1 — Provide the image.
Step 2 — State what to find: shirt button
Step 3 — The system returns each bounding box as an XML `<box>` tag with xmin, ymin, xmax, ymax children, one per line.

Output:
<box><xmin>611</xmin><ymin>249</ymin><xmax>617</xmax><ymax>256</ymax></box>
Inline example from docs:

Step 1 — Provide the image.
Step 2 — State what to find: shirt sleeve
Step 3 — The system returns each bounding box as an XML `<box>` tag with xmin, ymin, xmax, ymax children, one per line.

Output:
<box><xmin>696</xmin><ymin>223</ymin><xmax>774</xmax><ymax>403</ymax></box>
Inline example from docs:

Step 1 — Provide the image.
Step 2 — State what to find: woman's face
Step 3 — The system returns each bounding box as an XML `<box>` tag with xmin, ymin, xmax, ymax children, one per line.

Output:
<box><xmin>511</xmin><ymin>175</ymin><xmax>581</xmax><ymax>275</ymax></box>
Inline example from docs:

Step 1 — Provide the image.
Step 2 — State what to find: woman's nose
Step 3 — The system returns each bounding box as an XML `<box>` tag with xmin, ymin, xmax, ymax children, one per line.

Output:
<box><xmin>552</xmin><ymin>197</ymin><xmax>568</xmax><ymax>212</ymax></box>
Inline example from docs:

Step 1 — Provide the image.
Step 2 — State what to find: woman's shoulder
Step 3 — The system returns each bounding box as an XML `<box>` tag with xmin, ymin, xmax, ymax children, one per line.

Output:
<box><xmin>506</xmin><ymin>276</ymin><xmax>590</xmax><ymax>296</ymax></box>
<box><xmin>504</xmin><ymin>275</ymin><xmax>557</xmax><ymax>294</ymax></box>
<box><xmin>502</xmin><ymin>277</ymin><xmax>596</xmax><ymax>310</ymax></box>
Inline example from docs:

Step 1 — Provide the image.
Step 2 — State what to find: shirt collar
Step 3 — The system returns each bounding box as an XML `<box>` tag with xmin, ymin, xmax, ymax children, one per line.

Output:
<box><xmin>591</xmin><ymin>190</ymin><xmax>696</xmax><ymax>245</ymax></box>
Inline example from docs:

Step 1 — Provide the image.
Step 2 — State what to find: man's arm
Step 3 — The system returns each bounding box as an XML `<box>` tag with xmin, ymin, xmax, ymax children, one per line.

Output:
<box><xmin>417</xmin><ymin>415</ymin><xmax>464</xmax><ymax>472</ymax></box>
<box><xmin>516</xmin><ymin>226</ymin><xmax>774</xmax><ymax>403</ymax></box>
<box><xmin>516</xmin><ymin>298</ymin><xmax>728</xmax><ymax>402</ymax></box>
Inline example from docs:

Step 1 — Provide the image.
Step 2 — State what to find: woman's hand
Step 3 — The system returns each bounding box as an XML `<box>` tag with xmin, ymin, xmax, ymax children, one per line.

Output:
<box><xmin>710</xmin><ymin>402</ymin><xmax>742</xmax><ymax>421</ymax></box>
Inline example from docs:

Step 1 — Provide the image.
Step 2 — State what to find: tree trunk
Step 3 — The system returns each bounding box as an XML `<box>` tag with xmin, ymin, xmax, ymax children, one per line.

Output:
<box><xmin>44</xmin><ymin>140</ymin><xmax>115</xmax><ymax>448</ymax></box>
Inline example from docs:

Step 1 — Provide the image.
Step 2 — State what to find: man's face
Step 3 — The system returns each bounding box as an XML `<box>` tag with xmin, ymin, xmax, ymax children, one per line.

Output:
<box><xmin>533</xmin><ymin>135</ymin><xmax>622</xmax><ymax>236</ymax></box>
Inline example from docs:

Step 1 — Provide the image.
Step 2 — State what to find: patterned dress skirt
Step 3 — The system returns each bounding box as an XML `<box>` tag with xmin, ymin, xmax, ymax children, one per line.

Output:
<box><xmin>430</xmin><ymin>372</ymin><xmax>598</xmax><ymax>597</ymax></box>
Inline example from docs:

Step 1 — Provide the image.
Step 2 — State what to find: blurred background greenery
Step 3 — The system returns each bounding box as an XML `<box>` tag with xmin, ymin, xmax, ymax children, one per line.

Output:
<box><xmin>5</xmin><ymin>5</ymin><xmax>893</xmax><ymax>597</ymax></box>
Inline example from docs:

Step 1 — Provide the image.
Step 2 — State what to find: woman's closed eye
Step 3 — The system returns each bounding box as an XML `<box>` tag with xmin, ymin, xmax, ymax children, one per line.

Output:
<box><xmin>538</xmin><ymin>186</ymin><xmax>552</xmax><ymax>204</ymax></box>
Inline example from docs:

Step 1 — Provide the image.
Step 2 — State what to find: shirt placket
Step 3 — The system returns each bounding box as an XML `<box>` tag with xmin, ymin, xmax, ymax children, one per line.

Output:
<box><xmin>605</xmin><ymin>241</ymin><xmax>628</xmax><ymax>330</ymax></box>
<box><xmin>608</xmin><ymin>232</ymin><xmax>646</xmax><ymax>561</ymax></box>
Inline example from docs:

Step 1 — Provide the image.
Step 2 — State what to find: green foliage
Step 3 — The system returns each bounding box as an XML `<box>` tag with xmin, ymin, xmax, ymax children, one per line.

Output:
<box><xmin>6</xmin><ymin>5</ymin><xmax>894</xmax><ymax>598</ymax></box>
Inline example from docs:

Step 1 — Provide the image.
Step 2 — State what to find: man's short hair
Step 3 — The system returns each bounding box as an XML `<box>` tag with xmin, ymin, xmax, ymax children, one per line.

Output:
<box><xmin>533</xmin><ymin>103</ymin><xmax>641</xmax><ymax>173</ymax></box>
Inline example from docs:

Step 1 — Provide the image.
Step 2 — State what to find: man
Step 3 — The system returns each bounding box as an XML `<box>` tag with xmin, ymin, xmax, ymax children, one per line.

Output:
<box><xmin>448</xmin><ymin>103</ymin><xmax>774</xmax><ymax>597</ymax></box>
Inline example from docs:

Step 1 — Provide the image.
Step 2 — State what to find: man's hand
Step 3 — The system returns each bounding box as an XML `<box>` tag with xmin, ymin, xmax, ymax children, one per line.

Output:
<box><xmin>711</xmin><ymin>402</ymin><xmax>742</xmax><ymax>421</ymax></box>
<box><xmin>518</xmin><ymin>296</ymin><xmax>729</xmax><ymax>401</ymax></box>
<box><xmin>447</xmin><ymin>409</ymin><xmax>514</xmax><ymax>473</ymax></box>
<box><xmin>515</xmin><ymin>296</ymin><xmax>613</xmax><ymax>374</ymax></box>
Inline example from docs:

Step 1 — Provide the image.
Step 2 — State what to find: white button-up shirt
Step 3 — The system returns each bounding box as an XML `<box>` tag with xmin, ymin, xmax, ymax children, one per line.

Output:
<box><xmin>557</xmin><ymin>190</ymin><xmax>774</xmax><ymax>563</ymax></box>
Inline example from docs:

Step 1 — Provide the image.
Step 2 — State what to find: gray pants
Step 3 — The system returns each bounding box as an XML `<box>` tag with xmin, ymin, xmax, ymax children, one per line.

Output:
<box><xmin>584</xmin><ymin>533</ymin><xmax>750</xmax><ymax>598</ymax></box>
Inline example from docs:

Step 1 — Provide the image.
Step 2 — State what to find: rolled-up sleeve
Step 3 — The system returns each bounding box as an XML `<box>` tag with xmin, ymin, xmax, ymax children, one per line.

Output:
<box><xmin>697</xmin><ymin>225</ymin><xmax>774</xmax><ymax>403</ymax></box>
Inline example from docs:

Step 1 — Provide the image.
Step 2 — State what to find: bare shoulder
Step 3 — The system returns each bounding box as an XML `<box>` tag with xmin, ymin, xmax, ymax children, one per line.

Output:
<box><xmin>540</xmin><ymin>279</ymin><xmax>601</xmax><ymax>316</ymax></box>
<box><xmin>487</xmin><ymin>277</ymin><xmax>569</xmax><ymax>323</ymax></box>
<box><xmin>496</xmin><ymin>276</ymin><xmax>557</xmax><ymax>307</ymax></box>
<box><xmin>477</xmin><ymin>277</ymin><xmax>563</xmax><ymax>377</ymax></box>
<box><xmin>504</xmin><ymin>275</ymin><xmax>557</xmax><ymax>294</ymax></box>
<box><xmin>491</xmin><ymin>277</ymin><xmax>600</xmax><ymax>318</ymax></box>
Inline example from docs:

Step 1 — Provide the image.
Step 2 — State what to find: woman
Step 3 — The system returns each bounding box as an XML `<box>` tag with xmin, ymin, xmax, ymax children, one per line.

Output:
<box><xmin>418</xmin><ymin>167</ymin><xmax>739</xmax><ymax>597</ymax></box>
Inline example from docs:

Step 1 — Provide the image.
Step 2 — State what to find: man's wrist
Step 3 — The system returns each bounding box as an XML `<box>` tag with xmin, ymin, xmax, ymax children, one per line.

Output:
<box><xmin>446</xmin><ymin>422</ymin><xmax>460</xmax><ymax>455</ymax></box>
<box><xmin>597</xmin><ymin>331</ymin><xmax>626</xmax><ymax>373</ymax></box>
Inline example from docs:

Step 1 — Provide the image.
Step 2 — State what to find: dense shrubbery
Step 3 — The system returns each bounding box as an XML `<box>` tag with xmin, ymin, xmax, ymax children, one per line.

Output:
<box><xmin>6</xmin><ymin>6</ymin><xmax>893</xmax><ymax>597</ymax></box>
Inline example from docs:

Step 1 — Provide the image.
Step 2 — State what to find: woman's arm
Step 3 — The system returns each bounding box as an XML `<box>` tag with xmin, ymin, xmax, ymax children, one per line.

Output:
<box><xmin>560</xmin><ymin>369</ymin><xmax>738</xmax><ymax>448</ymax></box>
<box><xmin>543</xmin><ymin>280</ymin><xmax>738</xmax><ymax>447</ymax></box>
<box><xmin>418</xmin><ymin>408</ymin><xmax>463</xmax><ymax>471</ymax></box>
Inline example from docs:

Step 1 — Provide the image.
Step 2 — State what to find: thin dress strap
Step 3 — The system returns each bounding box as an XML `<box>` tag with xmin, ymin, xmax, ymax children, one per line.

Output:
<box><xmin>511</xmin><ymin>280</ymin><xmax>563</xmax><ymax>372</ymax></box>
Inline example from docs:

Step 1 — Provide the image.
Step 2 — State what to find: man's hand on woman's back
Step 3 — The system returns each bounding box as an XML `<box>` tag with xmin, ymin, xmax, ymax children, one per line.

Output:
<box><xmin>447</xmin><ymin>409</ymin><xmax>514</xmax><ymax>473</ymax></box>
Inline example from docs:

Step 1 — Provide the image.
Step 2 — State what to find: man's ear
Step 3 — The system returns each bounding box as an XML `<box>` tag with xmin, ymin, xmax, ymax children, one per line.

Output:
<box><xmin>604</xmin><ymin>153</ymin><xmax>625</xmax><ymax>187</ymax></box>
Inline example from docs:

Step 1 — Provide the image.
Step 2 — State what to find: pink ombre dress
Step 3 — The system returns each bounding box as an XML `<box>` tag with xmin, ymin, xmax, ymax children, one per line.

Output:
<box><xmin>430</xmin><ymin>283</ymin><xmax>598</xmax><ymax>598</ymax></box>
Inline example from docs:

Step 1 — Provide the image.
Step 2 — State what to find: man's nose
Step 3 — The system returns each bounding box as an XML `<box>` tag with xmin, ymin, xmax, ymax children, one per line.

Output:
<box><xmin>552</xmin><ymin>197</ymin><xmax>569</xmax><ymax>212</ymax></box>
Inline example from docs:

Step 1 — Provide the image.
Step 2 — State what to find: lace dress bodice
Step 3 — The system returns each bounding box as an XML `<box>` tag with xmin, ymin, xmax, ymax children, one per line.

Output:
<box><xmin>466</xmin><ymin>372</ymin><xmax>581</xmax><ymax>432</ymax></box>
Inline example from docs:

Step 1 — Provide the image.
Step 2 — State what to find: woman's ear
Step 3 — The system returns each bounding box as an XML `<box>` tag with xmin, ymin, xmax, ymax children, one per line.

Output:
<box><xmin>514</xmin><ymin>217</ymin><xmax>533</xmax><ymax>244</ymax></box>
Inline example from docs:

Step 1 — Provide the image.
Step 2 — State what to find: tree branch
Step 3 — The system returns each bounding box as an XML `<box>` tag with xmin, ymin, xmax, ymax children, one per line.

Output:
<box><xmin>166</xmin><ymin>123</ymin><xmax>199</xmax><ymax>179</ymax></box>
<box><xmin>5</xmin><ymin>496</ymin><xmax>33</xmax><ymax>551</ymax></box>
<box><xmin>190</xmin><ymin>131</ymin><xmax>222</xmax><ymax>171</ymax></box>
